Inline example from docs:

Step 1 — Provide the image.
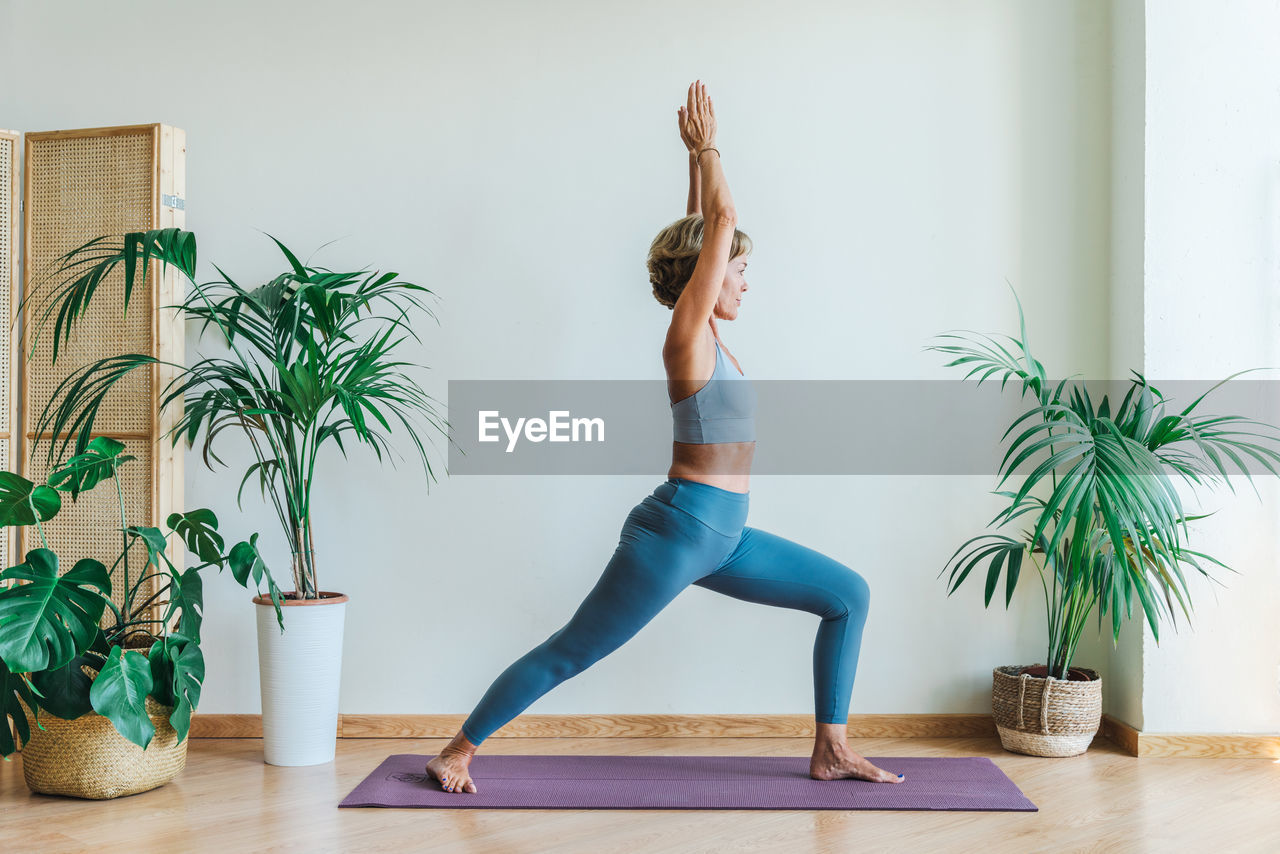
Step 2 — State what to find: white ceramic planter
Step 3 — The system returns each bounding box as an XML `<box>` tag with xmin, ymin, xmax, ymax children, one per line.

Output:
<box><xmin>253</xmin><ymin>591</ymin><xmax>348</xmax><ymax>766</ymax></box>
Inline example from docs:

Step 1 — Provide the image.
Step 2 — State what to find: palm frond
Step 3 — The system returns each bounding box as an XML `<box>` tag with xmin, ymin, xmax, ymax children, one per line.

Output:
<box><xmin>933</xmin><ymin>284</ymin><xmax>1280</xmax><ymax>678</ymax></box>
<box><xmin>21</xmin><ymin>229</ymin><xmax>196</xmax><ymax>364</ymax></box>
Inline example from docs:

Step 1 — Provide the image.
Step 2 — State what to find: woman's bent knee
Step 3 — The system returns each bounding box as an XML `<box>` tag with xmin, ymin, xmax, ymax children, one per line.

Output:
<box><xmin>833</xmin><ymin>567</ymin><xmax>871</xmax><ymax>619</ymax></box>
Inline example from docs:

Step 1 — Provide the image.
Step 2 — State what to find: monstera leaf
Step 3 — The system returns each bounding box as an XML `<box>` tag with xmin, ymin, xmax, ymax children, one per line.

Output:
<box><xmin>147</xmin><ymin>639</ymin><xmax>177</xmax><ymax>707</ymax></box>
<box><xmin>0</xmin><ymin>551</ymin><xmax>110</xmax><ymax>673</ymax></box>
<box><xmin>168</xmin><ymin>638</ymin><xmax>204</xmax><ymax>743</ymax></box>
<box><xmin>228</xmin><ymin>535</ymin><xmax>268</xmax><ymax>587</ymax></box>
<box><xmin>125</xmin><ymin>525</ymin><xmax>169</xmax><ymax>572</ymax></box>
<box><xmin>89</xmin><ymin>645</ymin><xmax>155</xmax><ymax>749</ymax></box>
<box><xmin>0</xmin><ymin>472</ymin><xmax>61</xmax><ymax>527</ymax></box>
<box><xmin>167</xmin><ymin>509</ymin><xmax>224</xmax><ymax>566</ymax></box>
<box><xmin>148</xmin><ymin>633</ymin><xmax>204</xmax><ymax>744</ymax></box>
<box><xmin>1</xmin><ymin>657</ymin><xmax>38</xmax><ymax>757</ymax></box>
<box><xmin>228</xmin><ymin>534</ymin><xmax>285</xmax><ymax>631</ymax></box>
<box><xmin>47</xmin><ymin>437</ymin><xmax>134</xmax><ymax>499</ymax></box>
<box><xmin>159</xmin><ymin>566</ymin><xmax>204</xmax><ymax>642</ymax></box>
<box><xmin>28</xmin><ymin>627</ymin><xmax>111</xmax><ymax>720</ymax></box>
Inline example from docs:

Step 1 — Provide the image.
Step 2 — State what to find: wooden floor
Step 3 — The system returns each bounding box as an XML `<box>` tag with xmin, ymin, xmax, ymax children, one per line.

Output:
<box><xmin>2</xmin><ymin>735</ymin><xmax>1277</xmax><ymax>853</ymax></box>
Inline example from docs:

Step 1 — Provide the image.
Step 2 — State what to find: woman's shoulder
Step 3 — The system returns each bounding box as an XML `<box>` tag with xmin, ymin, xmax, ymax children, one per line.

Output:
<box><xmin>662</xmin><ymin>324</ymin><xmax>715</xmax><ymax>383</ymax></box>
<box><xmin>663</xmin><ymin>324</ymin><xmax>713</xmax><ymax>361</ymax></box>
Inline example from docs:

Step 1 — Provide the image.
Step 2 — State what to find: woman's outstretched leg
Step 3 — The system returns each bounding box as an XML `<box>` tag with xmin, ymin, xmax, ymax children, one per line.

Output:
<box><xmin>428</xmin><ymin>493</ymin><xmax>739</xmax><ymax>793</ymax></box>
<box><xmin>692</xmin><ymin>526</ymin><xmax>903</xmax><ymax>783</ymax></box>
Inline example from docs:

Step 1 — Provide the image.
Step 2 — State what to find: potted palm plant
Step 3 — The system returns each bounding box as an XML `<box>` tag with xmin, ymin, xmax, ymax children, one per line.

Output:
<box><xmin>27</xmin><ymin>228</ymin><xmax>448</xmax><ymax>765</ymax></box>
<box><xmin>929</xmin><ymin>289</ymin><xmax>1280</xmax><ymax>757</ymax></box>
<box><xmin>0</xmin><ymin>437</ymin><xmax>277</xmax><ymax>797</ymax></box>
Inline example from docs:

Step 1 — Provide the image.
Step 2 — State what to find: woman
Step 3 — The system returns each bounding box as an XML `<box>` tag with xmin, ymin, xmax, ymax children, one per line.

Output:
<box><xmin>427</xmin><ymin>81</ymin><xmax>903</xmax><ymax>793</ymax></box>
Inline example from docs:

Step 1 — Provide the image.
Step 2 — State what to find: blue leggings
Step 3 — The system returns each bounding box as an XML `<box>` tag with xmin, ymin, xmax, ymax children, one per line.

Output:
<box><xmin>460</xmin><ymin>477</ymin><xmax>871</xmax><ymax>746</ymax></box>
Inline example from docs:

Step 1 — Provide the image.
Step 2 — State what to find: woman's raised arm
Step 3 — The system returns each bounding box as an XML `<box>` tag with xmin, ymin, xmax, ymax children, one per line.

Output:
<box><xmin>678</xmin><ymin>106</ymin><xmax>702</xmax><ymax>216</ymax></box>
<box><xmin>667</xmin><ymin>81</ymin><xmax>738</xmax><ymax>346</ymax></box>
<box><xmin>684</xmin><ymin>81</ymin><xmax>735</xmax><ymax>222</ymax></box>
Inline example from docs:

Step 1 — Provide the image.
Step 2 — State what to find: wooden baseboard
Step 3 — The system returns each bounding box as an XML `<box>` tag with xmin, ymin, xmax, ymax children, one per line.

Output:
<box><xmin>190</xmin><ymin>714</ymin><xmax>264</xmax><ymax>738</ymax></box>
<box><xmin>341</xmin><ymin>713</ymin><xmax>1000</xmax><ymax>740</ymax></box>
<box><xmin>189</xmin><ymin>712</ymin><xmax>996</xmax><ymax>740</ymax></box>
<box><xmin>1100</xmin><ymin>715</ymin><xmax>1280</xmax><ymax>758</ymax></box>
<box><xmin>184</xmin><ymin>713</ymin><xmax>1280</xmax><ymax>758</ymax></box>
<box><xmin>10</xmin><ymin>712</ymin><xmax>1276</xmax><ymax>758</ymax></box>
<box><xmin>1099</xmin><ymin>713</ymin><xmax>1139</xmax><ymax>755</ymax></box>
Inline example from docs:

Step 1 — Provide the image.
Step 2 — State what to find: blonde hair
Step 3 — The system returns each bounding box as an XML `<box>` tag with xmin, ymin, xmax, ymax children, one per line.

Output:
<box><xmin>646</xmin><ymin>214</ymin><xmax>753</xmax><ymax>309</ymax></box>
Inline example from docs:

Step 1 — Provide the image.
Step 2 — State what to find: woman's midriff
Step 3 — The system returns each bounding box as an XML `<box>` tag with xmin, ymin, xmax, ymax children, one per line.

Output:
<box><xmin>668</xmin><ymin>441</ymin><xmax>755</xmax><ymax>494</ymax></box>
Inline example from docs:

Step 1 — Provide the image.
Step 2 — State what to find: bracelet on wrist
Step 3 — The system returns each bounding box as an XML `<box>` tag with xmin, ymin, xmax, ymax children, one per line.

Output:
<box><xmin>696</xmin><ymin>146</ymin><xmax>720</xmax><ymax>162</ymax></box>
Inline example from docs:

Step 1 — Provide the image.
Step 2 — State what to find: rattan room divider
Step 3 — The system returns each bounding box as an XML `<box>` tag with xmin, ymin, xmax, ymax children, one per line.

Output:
<box><xmin>15</xmin><ymin>123</ymin><xmax>186</xmax><ymax>628</ymax></box>
<box><xmin>0</xmin><ymin>130</ymin><xmax>19</xmax><ymax>575</ymax></box>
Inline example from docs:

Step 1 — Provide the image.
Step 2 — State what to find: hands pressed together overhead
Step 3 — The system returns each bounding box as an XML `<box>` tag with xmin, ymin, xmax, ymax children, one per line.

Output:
<box><xmin>678</xmin><ymin>80</ymin><xmax>718</xmax><ymax>160</ymax></box>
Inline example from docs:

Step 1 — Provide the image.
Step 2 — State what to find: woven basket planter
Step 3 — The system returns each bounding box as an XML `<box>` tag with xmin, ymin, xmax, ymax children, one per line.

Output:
<box><xmin>992</xmin><ymin>664</ymin><xmax>1102</xmax><ymax>757</ymax></box>
<box><xmin>20</xmin><ymin>696</ymin><xmax>187</xmax><ymax>799</ymax></box>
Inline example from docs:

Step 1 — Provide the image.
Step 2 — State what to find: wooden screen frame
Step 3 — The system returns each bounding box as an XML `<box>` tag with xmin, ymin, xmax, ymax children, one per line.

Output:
<box><xmin>18</xmin><ymin>123</ymin><xmax>186</xmax><ymax>627</ymax></box>
<box><xmin>0</xmin><ymin>130</ymin><xmax>18</xmax><ymax>572</ymax></box>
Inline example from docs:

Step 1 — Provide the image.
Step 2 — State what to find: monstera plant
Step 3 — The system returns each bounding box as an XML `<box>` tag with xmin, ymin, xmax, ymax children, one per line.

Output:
<box><xmin>0</xmin><ymin>437</ymin><xmax>279</xmax><ymax>758</ymax></box>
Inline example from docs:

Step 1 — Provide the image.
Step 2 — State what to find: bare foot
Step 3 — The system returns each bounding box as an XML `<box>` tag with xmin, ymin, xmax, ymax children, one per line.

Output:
<box><xmin>810</xmin><ymin>744</ymin><xmax>904</xmax><ymax>783</ymax></box>
<box><xmin>426</xmin><ymin>747</ymin><xmax>478</xmax><ymax>794</ymax></box>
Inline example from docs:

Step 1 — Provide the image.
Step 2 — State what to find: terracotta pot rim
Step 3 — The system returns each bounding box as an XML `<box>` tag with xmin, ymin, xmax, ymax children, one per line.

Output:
<box><xmin>252</xmin><ymin>590</ymin><xmax>349</xmax><ymax>607</ymax></box>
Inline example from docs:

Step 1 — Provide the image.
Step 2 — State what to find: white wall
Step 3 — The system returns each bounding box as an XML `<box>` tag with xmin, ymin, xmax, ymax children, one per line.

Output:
<box><xmin>4</xmin><ymin>1</ymin><xmax>1142</xmax><ymax>722</ymax></box>
<box><xmin>1138</xmin><ymin>0</ymin><xmax>1280</xmax><ymax>733</ymax></box>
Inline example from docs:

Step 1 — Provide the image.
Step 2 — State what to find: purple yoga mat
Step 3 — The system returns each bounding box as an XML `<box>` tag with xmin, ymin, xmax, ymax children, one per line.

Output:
<box><xmin>339</xmin><ymin>754</ymin><xmax>1037</xmax><ymax>811</ymax></box>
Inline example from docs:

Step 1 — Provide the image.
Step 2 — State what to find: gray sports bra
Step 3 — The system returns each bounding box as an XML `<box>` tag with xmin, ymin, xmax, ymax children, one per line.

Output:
<box><xmin>670</xmin><ymin>337</ymin><xmax>757</xmax><ymax>444</ymax></box>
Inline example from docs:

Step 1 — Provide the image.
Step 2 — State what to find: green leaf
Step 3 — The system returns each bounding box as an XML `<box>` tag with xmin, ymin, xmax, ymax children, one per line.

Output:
<box><xmin>86</xmin><ymin>435</ymin><xmax>127</xmax><ymax>458</ymax></box>
<box><xmin>0</xmin><ymin>551</ymin><xmax>110</xmax><ymax>672</ymax></box>
<box><xmin>26</xmin><ymin>229</ymin><xmax>197</xmax><ymax>365</ymax></box>
<box><xmin>266</xmin><ymin>233</ymin><xmax>308</xmax><ymax>279</ymax></box>
<box><xmin>167</xmin><ymin>509</ymin><xmax>225</xmax><ymax>566</ymax></box>
<box><xmin>126</xmin><ymin>526</ymin><xmax>170</xmax><ymax>572</ymax></box>
<box><xmin>47</xmin><ymin>437</ymin><xmax>133</xmax><ymax>498</ymax></box>
<box><xmin>1004</xmin><ymin>546</ymin><xmax>1024</xmax><ymax>608</ymax></box>
<box><xmin>165</xmin><ymin>635</ymin><xmax>204</xmax><ymax>744</ymax></box>
<box><xmin>236</xmin><ymin>459</ymin><xmax>281</xmax><ymax>508</ymax></box>
<box><xmin>1</xmin><ymin>656</ymin><xmax>38</xmax><ymax>757</ymax></box>
<box><xmin>227</xmin><ymin>537</ymin><xmax>266</xmax><ymax>588</ymax></box>
<box><xmin>147</xmin><ymin>640</ymin><xmax>177</xmax><ymax>707</ymax></box>
<box><xmin>226</xmin><ymin>534</ymin><xmax>284</xmax><ymax>632</ymax></box>
<box><xmin>32</xmin><ymin>354</ymin><xmax>159</xmax><ymax>471</ymax></box>
<box><xmin>266</xmin><ymin>573</ymin><xmax>286</xmax><ymax>633</ymax></box>
<box><xmin>983</xmin><ymin>548</ymin><xmax>1009</xmax><ymax>607</ymax></box>
<box><xmin>29</xmin><ymin>628</ymin><xmax>110</xmax><ymax>720</ymax></box>
<box><xmin>165</xmin><ymin>566</ymin><xmax>204</xmax><ymax>642</ymax></box>
<box><xmin>0</xmin><ymin>472</ymin><xmax>61</xmax><ymax>526</ymax></box>
<box><xmin>89</xmin><ymin>645</ymin><xmax>155</xmax><ymax>749</ymax></box>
